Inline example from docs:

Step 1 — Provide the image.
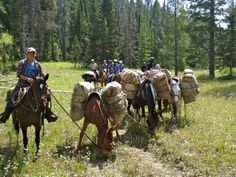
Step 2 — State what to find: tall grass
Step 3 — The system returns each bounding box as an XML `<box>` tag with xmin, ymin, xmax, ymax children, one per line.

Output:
<box><xmin>150</xmin><ymin>74</ymin><xmax>236</xmax><ymax>176</ymax></box>
<box><xmin>0</xmin><ymin>63</ymin><xmax>235</xmax><ymax>176</ymax></box>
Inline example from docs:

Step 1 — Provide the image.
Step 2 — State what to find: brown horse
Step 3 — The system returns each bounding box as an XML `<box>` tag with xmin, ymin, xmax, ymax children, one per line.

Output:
<box><xmin>12</xmin><ymin>74</ymin><xmax>49</xmax><ymax>154</ymax></box>
<box><xmin>75</xmin><ymin>92</ymin><xmax>114</xmax><ymax>156</ymax></box>
<box><xmin>98</xmin><ymin>70</ymin><xmax>108</xmax><ymax>87</ymax></box>
<box><xmin>112</xmin><ymin>73</ymin><xmax>122</xmax><ymax>83</ymax></box>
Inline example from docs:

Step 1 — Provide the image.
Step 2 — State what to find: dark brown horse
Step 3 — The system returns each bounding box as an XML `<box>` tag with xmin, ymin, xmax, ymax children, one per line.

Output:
<box><xmin>128</xmin><ymin>79</ymin><xmax>159</xmax><ymax>131</ymax></box>
<box><xmin>12</xmin><ymin>74</ymin><xmax>49</xmax><ymax>154</ymax></box>
<box><xmin>82</xmin><ymin>71</ymin><xmax>98</xmax><ymax>87</ymax></box>
<box><xmin>75</xmin><ymin>92</ymin><xmax>114</xmax><ymax>156</ymax></box>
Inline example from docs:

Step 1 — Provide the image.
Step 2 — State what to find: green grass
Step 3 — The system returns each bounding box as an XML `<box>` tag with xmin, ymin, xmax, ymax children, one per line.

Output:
<box><xmin>0</xmin><ymin>63</ymin><xmax>236</xmax><ymax>176</ymax></box>
<box><xmin>150</xmin><ymin>80</ymin><xmax>236</xmax><ymax>176</ymax></box>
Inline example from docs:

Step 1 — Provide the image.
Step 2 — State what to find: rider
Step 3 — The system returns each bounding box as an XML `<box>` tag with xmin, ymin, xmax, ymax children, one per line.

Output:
<box><xmin>108</xmin><ymin>59</ymin><xmax>119</xmax><ymax>82</ymax></box>
<box><xmin>147</xmin><ymin>57</ymin><xmax>156</xmax><ymax>70</ymax></box>
<box><xmin>90</xmin><ymin>59</ymin><xmax>98</xmax><ymax>80</ymax></box>
<box><xmin>0</xmin><ymin>47</ymin><xmax>58</xmax><ymax>123</ymax></box>
<box><xmin>141</xmin><ymin>61</ymin><xmax>148</xmax><ymax>72</ymax></box>
<box><xmin>102</xmin><ymin>60</ymin><xmax>109</xmax><ymax>74</ymax></box>
<box><xmin>108</xmin><ymin>59</ymin><xmax>113</xmax><ymax>75</ymax></box>
<box><xmin>118</xmin><ymin>60</ymin><xmax>125</xmax><ymax>72</ymax></box>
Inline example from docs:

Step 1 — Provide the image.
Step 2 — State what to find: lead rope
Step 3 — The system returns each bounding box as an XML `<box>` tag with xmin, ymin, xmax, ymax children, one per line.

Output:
<box><xmin>49</xmin><ymin>90</ymin><xmax>99</xmax><ymax>149</ymax></box>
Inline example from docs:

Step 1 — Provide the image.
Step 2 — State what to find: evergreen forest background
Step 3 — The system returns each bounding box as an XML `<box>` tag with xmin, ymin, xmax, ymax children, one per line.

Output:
<box><xmin>0</xmin><ymin>0</ymin><xmax>235</xmax><ymax>78</ymax></box>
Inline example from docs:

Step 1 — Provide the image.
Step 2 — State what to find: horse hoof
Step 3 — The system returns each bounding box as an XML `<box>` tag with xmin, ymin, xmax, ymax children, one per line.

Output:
<box><xmin>23</xmin><ymin>148</ymin><xmax>28</xmax><ymax>153</ymax></box>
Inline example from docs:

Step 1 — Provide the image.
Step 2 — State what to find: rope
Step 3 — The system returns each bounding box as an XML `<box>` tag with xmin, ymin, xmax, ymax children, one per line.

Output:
<box><xmin>49</xmin><ymin>90</ymin><xmax>100</xmax><ymax>149</ymax></box>
<box><xmin>11</xmin><ymin>88</ymin><xmax>27</xmax><ymax>107</ymax></box>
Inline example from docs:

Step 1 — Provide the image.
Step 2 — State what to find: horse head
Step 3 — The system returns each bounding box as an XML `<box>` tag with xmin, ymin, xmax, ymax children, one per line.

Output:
<box><xmin>30</xmin><ymin>73</ymin><xmax>49</xmax><ymax>107</ymax></box>
<box><xmin>141</xmin><ymin>79</ymin><xmax>159</xmax><ymax>131</ymax></box>
<box><xmin>169</xmin><ymin>78</ymin><xmax>181</xmax><ymax>117</ymax></box>
<box><xmin>98</xmin><ymin>127</ymin><xmax>114</xmax><ymax>156</ymax></box>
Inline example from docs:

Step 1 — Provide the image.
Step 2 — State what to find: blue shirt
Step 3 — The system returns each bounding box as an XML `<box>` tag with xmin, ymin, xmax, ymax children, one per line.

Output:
<box><xmin>112</xmin><ymin>64</ymin><xmax>119</xmax><ymax>74</ymax></box>
<box><xmin>25</xmin><ymin>62</ymin><xmax>36</xmax><ymax>78</ymax></box>
<box><xmin>17</xmin><ymin>59</ymin><xmax>43</xmax><ymax>87</ymax></box>
<box><xmin>119</xmin><ymin>64</ymin><xmax>125</xmax><ymax>72</ymax></box>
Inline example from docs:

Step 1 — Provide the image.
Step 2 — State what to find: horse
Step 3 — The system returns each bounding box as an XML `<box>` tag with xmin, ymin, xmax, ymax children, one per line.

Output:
<box><xmin>82</xmin><ymin>71</ymin><xmax>98</xmax><ymax>87</ymax></box>
<box><xmin>157</xmin><ymin>77</ymin><xmax>181</xmax><ymax>121</ymax></box>
<box><xmin>112</xmin><ymin>73</ymin><xmax>122</xmax><ymax>83</ymax></box>
<box><xmin>75</xmin><ymin>92</ymin><xmax>115</xmax><ymax>156</ymax></box>
<box><xmin>98</xmin><ymin>70</ymin><xmax>108</xmax><ymax>87</ymax></box>
<box><xmin>11</xmin><ymin>74</ymin><xmax>49</xmax><ymax>154</ymax></box>
<box><xmin>128</xmin><ymin>79</ymin><xmax>159</xmax><ymax>131</ymax></box>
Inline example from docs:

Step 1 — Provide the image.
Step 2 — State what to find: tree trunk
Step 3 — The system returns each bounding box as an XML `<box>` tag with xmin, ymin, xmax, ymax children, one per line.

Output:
<box><xmin>209</xmin><ymin>0</ymin><xmax>215</xmax><ymax>79</ymax></box>
<box><xmin>174</xmin><ymin>0</ymin><xmax>178</xmax><ymax>76</ymax></box>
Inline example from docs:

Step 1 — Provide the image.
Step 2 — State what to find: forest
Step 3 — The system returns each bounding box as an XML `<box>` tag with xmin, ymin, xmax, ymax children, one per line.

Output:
<box><xmin>0</xmin><ymin>0</ymin><xmax>235</xmax><ymax>78</ymax></box>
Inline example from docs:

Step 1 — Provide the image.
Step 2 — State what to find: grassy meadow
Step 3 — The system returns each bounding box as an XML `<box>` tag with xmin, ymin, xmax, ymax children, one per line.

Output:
<box><xmin>0</xmin><ymin>62</ymin><xmax>235</xmax><ymax>176</ymax></box>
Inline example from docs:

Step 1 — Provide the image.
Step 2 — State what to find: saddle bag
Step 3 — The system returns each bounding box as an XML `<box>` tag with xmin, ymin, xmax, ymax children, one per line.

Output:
<box><xmin>152</xmin><ymin>71</ymin><xmax>171</xmax><ymax>99</ymax></box>
<box><xmin>70</xmin><ymin>82</ymin><xmax>95</xmax><ymax>121</ymax></box>
<box><xmin>101</xmin><ymin>81</ymin><xmax>128</xmax><ymax>125</ymax></box>
<box><xmin>120</xmin><ymin>69</ymin><xmax>141</xmax><ymax>100</ymax></box>
<box><xmin>180</xmin><ymin>73</ymin><xmax>199</xmax><ymax>104</ymax></box>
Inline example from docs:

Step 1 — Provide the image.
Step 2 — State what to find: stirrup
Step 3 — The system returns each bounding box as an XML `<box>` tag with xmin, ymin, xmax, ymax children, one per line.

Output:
<box><xmin>45</xmin><ymin>111</ymin><xmax>58</xmax><ymax>123</ymax></box>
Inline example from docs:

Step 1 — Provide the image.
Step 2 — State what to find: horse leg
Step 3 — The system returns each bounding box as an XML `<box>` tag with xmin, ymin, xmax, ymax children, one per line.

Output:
<box><xmin>141</xmin><ymin>106</ymin><xmax>145</xmax><ymax>117</ymax></box>
<box><xmin>35</xmin><ymin>126</ymin><xmax>41</xmax><ymax>154</ymax></box>
<box><xmin>21</xmin><ymin>126</ymin><xmax>28</xmax><ymax>153</ymax></box>
<box><xmin>76</xmin><ymin>121</ymin><xmax>89</xmax><ymax>153</ymax></box>
<box><xmin>157</xmin><ymin>99</ymin><xmax>163</xmax><ymax>118</ymax></box>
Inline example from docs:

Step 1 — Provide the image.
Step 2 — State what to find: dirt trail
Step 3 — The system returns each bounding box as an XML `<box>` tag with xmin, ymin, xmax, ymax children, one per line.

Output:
<box><xmin>86</xmin><ymin>145</ymin><xmax>183</xmax><ymax>177</ymax></box>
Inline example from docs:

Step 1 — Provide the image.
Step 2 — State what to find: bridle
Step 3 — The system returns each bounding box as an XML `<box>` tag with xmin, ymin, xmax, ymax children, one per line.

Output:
<box><xmin>20</xmin><ymin>80</ymin><xmax>47</xmax><ymax>112</ymax></box>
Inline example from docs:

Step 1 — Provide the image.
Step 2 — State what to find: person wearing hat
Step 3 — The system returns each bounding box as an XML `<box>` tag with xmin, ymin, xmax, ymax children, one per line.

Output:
<box><xmin>108</xmin><ymin>59</ymin><xmax>119</xmax><ymax>82</ymax></box>
<box><xmin>0</xmin><ymin>47</ymin><xmax>58</xmax><ymax>123</ymax></box>
<box><xmin>102</xmin><ymin>60</ymin><xmax>109</xmax><ymax>74</ymax></box>
<box><xmin>118</xmin><ymin>60</ymin><xmax>125</xmax><ymax>72</ymax></box>
<box><xmin>147</xmin><ymin>56</ymin><xmax>157</xmax><ymax>70</ymax></box>
<box><xmin>90</xmin><ymin>59</ymin><xmax>98</xmax><ymax>80</ymax></box>
<box><xmin>141</xmin><ymin>61</ymin><xmax>148</xmax><ymax>72</ymax></box>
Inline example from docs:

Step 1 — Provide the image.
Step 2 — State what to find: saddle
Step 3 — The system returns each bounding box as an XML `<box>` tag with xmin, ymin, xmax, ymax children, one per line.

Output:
<box><xmin>84</xmin><ymin>91</ymin><xmax>110</xmax><ymax>118</ymax></box>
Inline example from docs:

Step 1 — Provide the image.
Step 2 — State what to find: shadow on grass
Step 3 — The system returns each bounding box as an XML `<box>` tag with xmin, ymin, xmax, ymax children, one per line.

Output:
<box><xmin>120</xmin><ymin>118</ymin><xmax>152</xmax><ymax>150</ymax></box>
<box><xmin>0</xmin><ymin>144</ymin><xmax>28</xmax><ymax>177</ymax></box>
<box><xmin>203</xmin><ymin>83</ymin><xmax>236</xmax><ymax>98</ymax></box>
<box><xmin>53</xmin><ymin>141</ymin><xmax>116</xmax><ymax>168</ymax></box>
<box><xmin>197</xmin><ymin>73</ymin><xmax>236</xmax><ymax>83</ymax></box>
<box><xmin>158</xmin><ymin>115</ymin><xmax>193</xmax><ymax>133</ymax></box>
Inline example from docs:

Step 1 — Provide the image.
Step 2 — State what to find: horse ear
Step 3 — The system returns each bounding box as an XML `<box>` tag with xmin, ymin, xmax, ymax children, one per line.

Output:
<box><xmin>44</xmin><ymin>73</ymin><xmax>49</xmax><ymax>81</ymax></box>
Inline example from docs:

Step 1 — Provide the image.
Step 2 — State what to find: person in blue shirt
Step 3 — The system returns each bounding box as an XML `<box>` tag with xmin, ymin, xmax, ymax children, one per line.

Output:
<box><xmin>108</xmin><ymin>59</ymin><xmax>119</xmax><ymax>82</ymax></box>
<box><xmin>118</xmin><ymin>60</ymin><xmax>125</xmax><ymax>72</ymax></box>
<box><xmin>0</xmin><ymin>47</ymin><xmax>57</xmax><ymax>123</ymax></box>
<box><xmin>102</xmin><ymin>60</ymin><xmax>109</xmax><ymax>74</ymax></box>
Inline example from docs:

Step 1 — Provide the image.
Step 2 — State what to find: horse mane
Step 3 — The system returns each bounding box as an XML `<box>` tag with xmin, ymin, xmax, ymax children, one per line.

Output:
<box><xmin>138</xmin><ymin>79</ymin><xmax>153</xmax><ymax>97</ymax></box>
<box><xmin>86</xmin><ymin>91</ymin><xmax>102</xmax><ymax>102</ymax></box>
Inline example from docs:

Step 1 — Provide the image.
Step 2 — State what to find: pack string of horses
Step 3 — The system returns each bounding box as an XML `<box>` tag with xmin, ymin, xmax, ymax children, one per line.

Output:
<box><xmin>0</xmin><ymin>56</ymin><xmax>199</xmax><ymax>156</ymax></box>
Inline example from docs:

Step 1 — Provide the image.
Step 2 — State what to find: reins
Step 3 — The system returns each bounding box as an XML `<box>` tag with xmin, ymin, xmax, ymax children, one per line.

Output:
<box><xmin>49</xmin><ymin>90</ymin><xmax>100</xmax><ymax>149</ymax></box>
<box><xmin>18</xmin><ymin>84</ymin><xmax>40</xmax><ymax>112</ymax></box>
